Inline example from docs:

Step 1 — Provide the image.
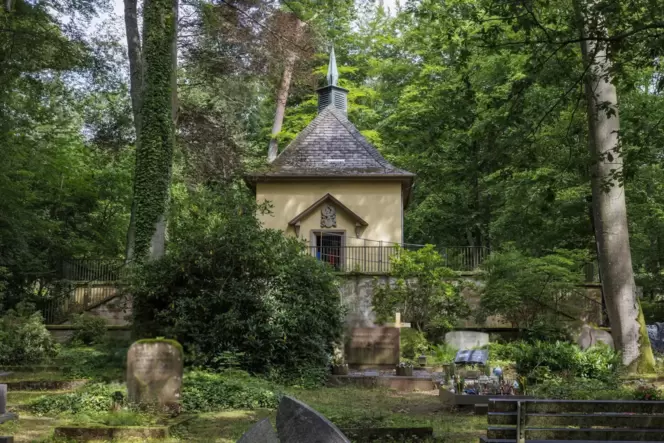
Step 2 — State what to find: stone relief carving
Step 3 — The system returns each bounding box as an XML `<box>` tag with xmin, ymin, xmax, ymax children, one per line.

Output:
<box><xmin>321</xmin><ymin>205</ymin><xmax>336</xmax><ymax>228</ymax></box>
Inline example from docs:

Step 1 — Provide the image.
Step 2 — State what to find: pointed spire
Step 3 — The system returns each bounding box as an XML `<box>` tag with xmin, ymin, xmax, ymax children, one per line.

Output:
<box><xmin>326</xmin><ymin>46</ymin><xmax>339</xmax><ymax>86</ymax></box>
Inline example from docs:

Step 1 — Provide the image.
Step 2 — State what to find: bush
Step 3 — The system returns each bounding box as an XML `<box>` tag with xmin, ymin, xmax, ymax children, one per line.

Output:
<box><xmin>0</xmin><ymin>302</ymin><xmax>58</xmax><ymax>365</ymax></box>
<box><xmin>479</xmin><ymin>248</ymin><xmax>587</xmax><ymax>329</ymax></box>
<box><xmin>372</xmin><ymin>245</ymin><xmax>469</xmax><ymax>334</ymax></box>
<box><xmin>29</xmin><ymin>382</ymin><xmax>123</xmax><ymax>415</ymax></box>
<box><xmin>484</xmin><ymin>340</ymin><xmax>621</xmax><ymax>383</ymax></box>
<box><xmin>182</xmin><ymin>370</ymin><xmax>280</xmax><ymax>412</ymax></box>
<box><xmin>130</xmin><ymin>188</ymin><xmax>344</xmax><ymax>381</ymax></box>
<box><xmin>633</xmin><ymin>384</ymin><xmax>663</xmax><ymax>401</ymax></box>
<box><xmin>531</xmin><ymin>378</ymin><xmax>631</xmax><ymax>400</ymax></box>
<box><xmin>69</xmin><ymin>314</ymin><xmax>108</xmax><ymax>346</ymax></box>
<box><xmin>401</xmin><ymin>328</ymin><xmax>430</xmax><ymax>360</ymax></box>
<box><xmin>56</xmin><ymin>346</ymin><xmax>126</xmax><ymax>380</ymax></box>
<box><xmin>642</xmin><ymin>300</ymin><xmax>664</xmax><ymax>323</ymax></box>
<box><xmin>514</xmin><ymin>341</ymin><xmax>621</xmax><ymax>383</ymax></box>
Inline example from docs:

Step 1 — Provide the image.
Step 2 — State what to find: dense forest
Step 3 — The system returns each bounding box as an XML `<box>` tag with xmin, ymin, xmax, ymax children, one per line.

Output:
<box><xmin>2</xmin><ymin>0</ymin><xmax>664</xmax><ymax>369</ymax></box>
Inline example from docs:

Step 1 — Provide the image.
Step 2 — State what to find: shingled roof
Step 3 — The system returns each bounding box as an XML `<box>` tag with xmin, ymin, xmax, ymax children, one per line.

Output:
<box><xmin>247</xmin><ymin>107</ymin><xmax>414</xmax><ymax>179</ymax></box>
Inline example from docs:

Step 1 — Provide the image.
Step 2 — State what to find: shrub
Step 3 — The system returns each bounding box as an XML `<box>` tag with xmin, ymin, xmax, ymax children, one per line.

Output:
<box><xmin>0</xmin><ymin>302</ymin><xmax>58</xmax><ymax>365</ymax></box>
<box><xmin>483</xmin><ymin>340</ymin><xmax>621</xmax><ymax>383</ymax></box>
<box><xmin>531</xmin><ymin>378</ymin><xmax>630</xmax><ymax>400</ymax></box>
<box><xmin>513</xmin><ymin>341</ymin><xmax>621</xmax><ymax>383</ymax></box>
<box><xmin>479</xmin><ymin>247</ymin><xmax>587</xmax><ymax>329</ymax></box>
<box><xmin>633</xmin><ymin>384</ymin><xmax>663</xmax><ymax>401</ymax></box>
<box><xmin>29</xmin><ymin>383</ymin><xmax>123</xmax><ymax>415</ymax></box>
<box><xmin>401</xmin><ymin>328</ymin><xmax>430</xmax><ymax>360</ymax></box>
<box><xmin>372</xmin><ymin>245</ymin><xmax>469</xmax><ymax>335</ymax></box>
<box><xmin>56</xmin><ymin>346</ymin><xmax>126</xmax><ymax>380</ymax></box>
<box><xmin>182</xmin><ymin>370</ymin><xmax>280</xmax><ymax>412</ymax></box>
<box><xmin>130</xmin><ymin>188</ymin><xmax>344</xmax><ymax>381</ymax></box>
<box><xmin>69</xmin><ymin>314</ymin><xmax>108</xmax><ymax>346</ymax></box>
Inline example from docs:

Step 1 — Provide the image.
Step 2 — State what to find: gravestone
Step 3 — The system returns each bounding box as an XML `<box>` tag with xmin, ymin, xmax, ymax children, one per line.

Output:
<box><xmin>0</xmin><ymin>384</ymin><xmax>5</xmax><ymax>415</ymax></box>
<box><xmin>237</xmin><ymin>418</ymin><xmax>278</xmax><ymax>443</ymax></box>
<box><xmin>126</xmin><ymin>340</ymin><xmax>183</xmax><ymax>410</ymax></box>
<box><xmin>276</xmin><ymin>396</ymin><xmax>350</xmax><ymax>443</ymax></box>
<box><xmin>647</xmin><ymin>322</ymin><xmax>664</xmax><ymax>353</ymax></box>
<box><xmin>345</xmin><ymin>327</ymin><xmax>400</xmax><ymax>366</ymax></box>
<box><xmin>445</xmin><ymin>331</ymin><xmax>489</xmax><ymax>350</ymax></box>
<box><xmin>0</xmin><ymin>384</ymin><xmax>17</xmax><ymax>425</ymax></box>
<box><xmin>577</xmin><ymin>324</ymin><xmax>614</xmax><ymax>350</ymax></box>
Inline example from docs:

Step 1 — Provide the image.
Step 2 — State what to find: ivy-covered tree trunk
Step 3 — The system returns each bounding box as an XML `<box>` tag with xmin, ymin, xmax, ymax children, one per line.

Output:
<box><xmin>267</xmin><ymin>15</ymin><xmax>304</xmax><ymax>162</ymax></box>
<box><xmin>132</xmin><ymin>0</ymin><xmax>177</xmax><ymax>260</ymax></box>
<box><xmin>576</xmin><ymin>0</ymin><xmax>654</xmax><ymax>372</ymax></box>
<box><xmin>123</xmin><ymin>0</ymin><xmax>143</xmax><ymax>261</ymax></box>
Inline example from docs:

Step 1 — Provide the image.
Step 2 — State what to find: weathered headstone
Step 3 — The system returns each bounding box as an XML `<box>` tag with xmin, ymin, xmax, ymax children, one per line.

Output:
<box><xmin>276</xmin><ymin>396</ymin><xmax>350</xmax><ymax>443</ymax></box>
<box><xmin>126</xmin><ymin>340</ymin><xmax>183</xmax><ymax>410</ymax></box>
<box><xmin>445</xmin><ymin>331</ymin><xmax>489</xmax><ymax>350</ymax></box>
<box><xmin>577</xmin><ymin>324</ymin><xmax>614</xmax><ymax>350</ymax></box>
<box><xmin>237</xmin><ymin>418</ymin><xmax>278</xmax><ymax>443</ymax></box>
<box><xmin>0</xmin><ymin>384</ymin><xmax>17</xmax><ymax>425</ymax></box>
<box><xmin>345</xmin><ymin>327</ymin><xmax>400</xmax><ymax>367</ymax></box>
<box><xmin>0</xmin><ymin>384</ymin><xmax>5</xmax><ymax>415</ymax></box>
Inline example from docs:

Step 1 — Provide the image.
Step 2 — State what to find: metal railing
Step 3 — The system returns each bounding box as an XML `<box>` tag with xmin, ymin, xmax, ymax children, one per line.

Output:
<box><xmin>43</xmin><ymin>259</ymin><xmax>128</xmax><ymax>324</ymax></box>
<box><xmin>58</xmin><ymin>259</ymin><xmax>127</xmax><ymax>282</ymax></box>
<box><xmin>309</xmin><ymin>245</ymin><xmax>490</xmax><ymax>273</ymax></box>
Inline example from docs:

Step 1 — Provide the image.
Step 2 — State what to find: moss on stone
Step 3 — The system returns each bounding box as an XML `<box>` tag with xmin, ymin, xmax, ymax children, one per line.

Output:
<box><xmin>133</xmin><ymin>338</ymin><xmax>183</xmax><ymax>356</ymax></box>
<box><xmin>629</xmin><ymin>300</ymin><xmax>656</xmax><ymax>374</ymax></box>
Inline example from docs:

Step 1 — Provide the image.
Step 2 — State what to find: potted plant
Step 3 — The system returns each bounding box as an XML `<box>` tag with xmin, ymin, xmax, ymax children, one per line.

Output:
<box><xmin>331</xmin><ymin>355</ymin><xmax>349</xmax><ymax>375</ymax></box>
<box><xmin>418</xmin><ymin>354</ymin><xmax>427</xmax><ymax>367</ymax></box>
<box><xmin>396</xmin><ymin>361</ymin><xmax>414</xmax><ymax>376</ymax></box>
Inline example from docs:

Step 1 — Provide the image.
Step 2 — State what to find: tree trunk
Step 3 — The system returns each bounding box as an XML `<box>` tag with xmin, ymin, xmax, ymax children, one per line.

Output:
<box><xmin>267</xmin><ymin>16</ymin><xmax>304</xmax><ymax>162</ymax></box>
<box><xmin>123</xmin><ymin>0</ymin><xmax>143</xmax><ymax>262</ymax></box>
<box><xmin>132</xmin><ymin>0</ymin><xmax>177</xmax><ymax>260</ymax></box>
<box><xmin>576</xmin><ymin>0</ymin><xmax>654</xmax><ymax>372</ymax></box>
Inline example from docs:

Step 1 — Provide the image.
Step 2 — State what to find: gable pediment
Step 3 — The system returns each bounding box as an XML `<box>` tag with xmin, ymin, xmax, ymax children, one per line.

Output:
<box><xmin>288</xmin><ymin>193</ymin><xmax>368</xmax><ymax>228</ymax></box>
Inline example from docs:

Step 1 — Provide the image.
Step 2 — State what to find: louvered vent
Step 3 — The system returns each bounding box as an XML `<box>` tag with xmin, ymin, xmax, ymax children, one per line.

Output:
<box><xmin>318</xmin><ymin>89</ymin><xmax>331</xmax><ymax>113</ymax></box>
<box><xmin>317</xmin><ymin>85</ymin><xmax>348</xmax><ymax>115</ymax></box>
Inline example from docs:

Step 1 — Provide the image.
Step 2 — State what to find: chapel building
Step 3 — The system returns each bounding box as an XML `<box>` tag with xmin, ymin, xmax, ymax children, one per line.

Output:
<box><xmin>246</xmin><ymin>50</ymin><xmax>415</xmax><ymax>272</ymax></box>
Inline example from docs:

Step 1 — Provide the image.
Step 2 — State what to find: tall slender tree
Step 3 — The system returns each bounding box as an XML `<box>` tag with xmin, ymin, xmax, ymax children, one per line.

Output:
<box><xmin>575</xmin><ymin>0</ymin><xmax>655</xmax><ymax>371</ymax></box>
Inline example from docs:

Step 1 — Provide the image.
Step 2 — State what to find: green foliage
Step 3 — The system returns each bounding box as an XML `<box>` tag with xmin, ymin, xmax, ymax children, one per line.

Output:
<box><xmin>400</xmin><ymin>328</ymin><xmax>430</xmax><ymax>360</ymax></box>
<box><xmin>182</xmin><ymin>370</ymin><xmax>280</xmax><ymax>412</ymax></box>
<box><xmin>531</xmin><ymin>378</ymin><xmax>631</xmax><ymax>400</ymax></box>
<box><xmin>0</xmin><ymin>302</ymin><xmax>58</xmax><ymax>365</ymax></box>
<box><xmin>641</xmin><ymin>300</ymin><xmax>664</xmax><ymax>323</ymax></box>
<box><xmin>56</xmin><ymin>346</ymin><xmax>126</xmax><ymax>381</ymax></box>
<box><xmin>372</xmin><ymin>245</ymin><xmax>469</xmax><ymax>334</ymax></box>
<box><xmin>29</xmin><ymin>383</ymin><xmax>123</xmax><ymax>416</ymax></box>
<box><xmin>633</xmin><ymin>384</ymin><xmax>664</xmax><ymax>401</ymax></box>
<box><xmin>479</xmin><ymin>248</ymin><xmax>587</xmax><ymax>330</ymax></box>
<box><xmin>491</xmin><ymin>341</ymin><xmax>622</xmax><ymax>383</ymax></box>
<box><xmin>69</xmin><ymin>314</ymin><xmax>108</xmax><ymax>346</ymax></box>
<box><xmin>132</xmin><ymin>0</ymin><xmax>177</xmax><ymax>259</ymax></box>
<box><xmin>130</xmin><ymin>187</ymin><xmax>344</xmax><ymax>380</ymax></box>
<box><xmin>432</xmin><ymin>343</ymin><xmax>457</xmax><ymax>365</ymax></box>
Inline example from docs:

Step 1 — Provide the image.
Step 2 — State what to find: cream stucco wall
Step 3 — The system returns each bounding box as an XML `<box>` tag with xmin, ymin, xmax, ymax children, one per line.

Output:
<box><xmin>256</xmin><ymin>180</ymin><xmax>403</xmax><ymax>244</ymax></box>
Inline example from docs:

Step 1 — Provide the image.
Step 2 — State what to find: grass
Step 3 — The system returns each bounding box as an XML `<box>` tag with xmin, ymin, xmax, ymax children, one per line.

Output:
<box><xmin>0</xmin><ymin>381</ymin><xmax>487</xmax><ymax>442</ymax></box>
